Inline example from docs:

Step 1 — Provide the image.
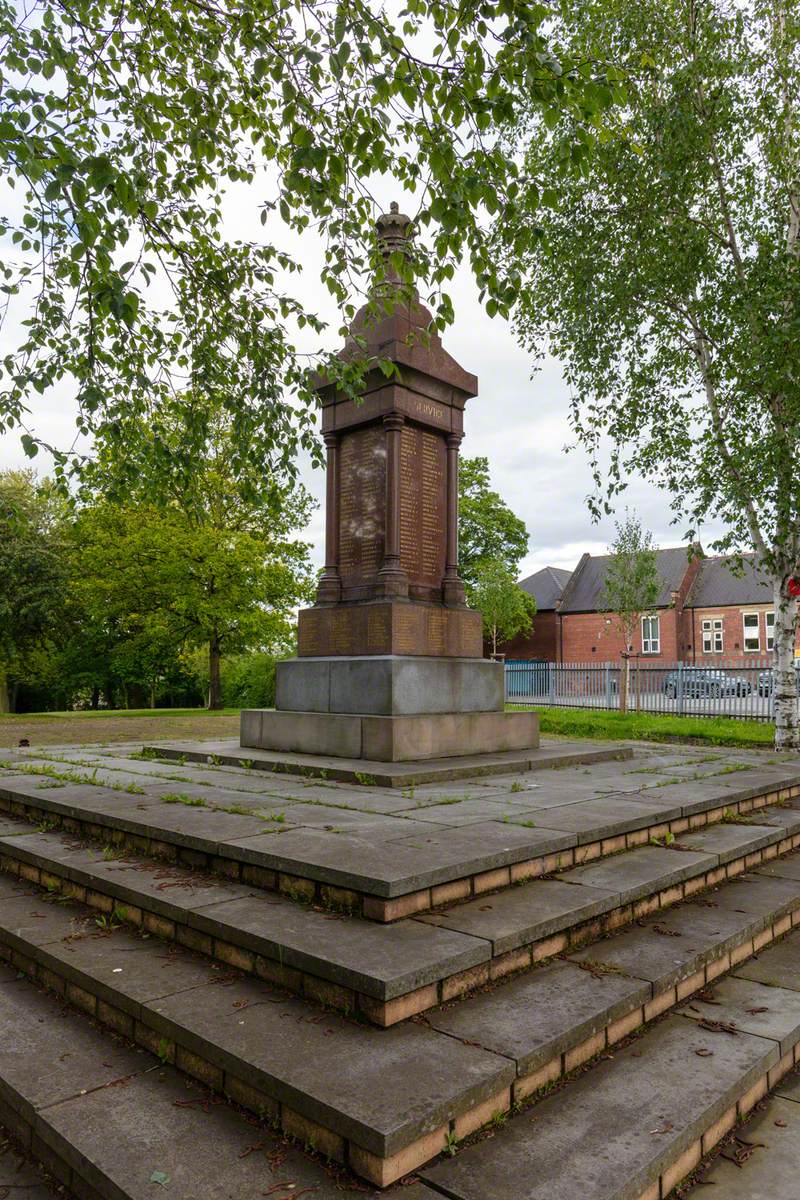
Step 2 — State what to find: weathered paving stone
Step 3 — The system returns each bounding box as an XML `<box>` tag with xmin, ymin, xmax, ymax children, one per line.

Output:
<box><xmin>679</xmin><ymin>972</ymin><xmax>800</xmax><ymax>1053</ymax></box>
<box><xmin>0</xmin><ymin>977</ymin><xmax>150</xmax><ymax>1119</ymax></box>
<box><xmin>569</xmin><ymin>901</ymin><xmax>770</xmax><ymax>991</ymax></box>
<box><xmin>735</xmin><ymin>936</ymin><xmax>800</xmax><ymax>990</ymax></box>
<box><xmin>189</xmin><ymin>893</ymin><xmax>490</xmax><ymax>998</ymax></box>
<box><xmin>149</xmin><ymin>978</ymin><xmax>514</xmax><ymax>1156</ymax></box>
<box><xmin>686</xmin><ymin>1093</ymin><xmax>800</xmax><ymax>1199</ymax></box>
<box><xmin>522</xmin><ymin>795</ymin><xmax>683</xmax><ymax>841</ymax></box>
<box><xmin>38</xmin><ymin>1063</ymin><xmax>441</xmax><ymax>1200</ymax></box>
<box><xmin>392</xmin><ymin>796</ymin><xmax>554</xmax><ymax>826</ymax></box>
<box><xmin>756</xmin><ymin>803</ymin><xmax>800</xmax><ymax>836</ymax></box>
<box><xmin>559</xmin><ymin>844</ymin><xmax>715</xmax><ymax>904</ymax></box>
<box><xmin>419</xmin><ymin>877</ymin><xmax>618</xmax><ymax>955</ymax></box>
<box><xmin>386</xmin><ymin>820</ymin><xmax>575</xmax><ymax>862</ymax></box>
<box><xmin>0</xmin><ymin>1140</ymin><xmax>58</xmax><ymax>1199</ymax></box>
<box><xmin>0</xmin><ymin>830</ymin><xmax>491</xmax><ymax>1000</ymax></box>
<box><xmin>674</xmin><ymin>822</ymin><xmax>781</xmax><ymax>864</ymax></box>
<box><xmin>427</xmin><ymin>958</ymin><xmax>650</xmax><ymax>1075</ymax></box>
<box><xmin>758</xmin><ymin>857</ymin><xmax>800</xmax><ymax>882</ymax></box>
<box><xmin>714</xmin><ymin>872</ymin><xmax>800</xmax><ymax>917</ymax></box>
<box><xmin>0</xmin><ymin>893</ymin><xmax>97</xmax><ymax>947</ymax></box>
<box><xmin>421</xmin><ymin>1014</ymin><xmax>778</xmax><ymax>1200</ymax></box>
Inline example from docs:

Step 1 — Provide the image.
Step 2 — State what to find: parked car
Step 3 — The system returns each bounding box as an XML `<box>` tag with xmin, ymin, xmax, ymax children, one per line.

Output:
<box><xmin>757</xmin><ymin>669</ymin><xmax>800</xmax><ymax>697</ymax></box>
<box><xmin>663</xmin><ymin>668</ymin><xmax>752</xmax><ymax>699</ymax></box>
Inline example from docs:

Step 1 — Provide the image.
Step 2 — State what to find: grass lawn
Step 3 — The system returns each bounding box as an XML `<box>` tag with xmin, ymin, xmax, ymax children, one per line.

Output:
<box><xmin>513</xmin><ymin>704</ymin><xmax>780</xmax><ymax>751</ymax></box>
<box><xmin>0</xmin><ymin>707</ymin><xmax>241</xmax><ymax>749</ymax></box>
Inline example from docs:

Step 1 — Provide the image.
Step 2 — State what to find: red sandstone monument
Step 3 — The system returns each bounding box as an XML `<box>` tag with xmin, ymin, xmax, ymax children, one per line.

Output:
<box><xmin>241</xmin><ymin>203</ymin><xmax>538</xmax><ymax>765</ymax></box>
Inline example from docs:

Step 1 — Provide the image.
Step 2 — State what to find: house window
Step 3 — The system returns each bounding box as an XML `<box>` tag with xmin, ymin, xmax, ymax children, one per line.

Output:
<box><xmin>701</xmin><ymin>618</ymin><xmax>724</xmax><ymax>653</ymax></box>
<box><xmin>766</xmin><ymin>611</ymin><xmax>775</xmax><ymax>652</ymax></box>
<box><xmin>641</xmin><ymin>614</ymin><xmax>660</xmax><ymax>654</ymax></box>
<box><xmin>743</xmin><ymin>612</ymin><xmax>760</xmax><ymax>653</ymax></box>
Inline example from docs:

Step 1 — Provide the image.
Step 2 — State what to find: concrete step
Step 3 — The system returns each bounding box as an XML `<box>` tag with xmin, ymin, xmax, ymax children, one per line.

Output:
<box><xmin>420</xmin><ymin>933</ymin><xmax>800</xmax><ymax>1200</ymax></box>
<box><xmin>5</xmin><ymin>844</ymin><xmax>800</xmax><ymax>1186</ymax></box>
<box><xmin>2</xmin><ymin>747</ymin><xmax>798</xmax><ymax>923</ymax></box>
<box><xmin>0</xmin><ymin>1132</ymin><xmax>60</xmax><ymax>1199</ymax></box>
<box><xmin>685</xmin><ymin>1066</ymin><xmax>800</xmax><ymax>1197</ymax></box>
<box><xmin>0</xmin><ymin>963</ymin><xmax>438</xmax><ymax>1200</ymax></box>
<box><xmin>3</xmin><ymin>798</ymin><xmax>800</xmax><ymax>1027</ymax></box>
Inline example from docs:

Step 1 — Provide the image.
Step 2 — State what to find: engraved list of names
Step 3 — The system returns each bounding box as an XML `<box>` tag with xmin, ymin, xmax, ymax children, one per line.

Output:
<box><xmin>399</xmin><ymin>424</ymin><xmax>446</xmax><ymax>587</ymax></box>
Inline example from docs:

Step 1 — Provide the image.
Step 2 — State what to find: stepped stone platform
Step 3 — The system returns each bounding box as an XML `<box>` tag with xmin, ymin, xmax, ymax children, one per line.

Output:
<box><xmin>145</xmin><ymin>734</ymin><xmax>631</xmax><ymax>786</ymax></box>
<box><xmin>3</xmin><ymin>740</ymin><xmax>800</xmax><ymax>1196</ymax></box>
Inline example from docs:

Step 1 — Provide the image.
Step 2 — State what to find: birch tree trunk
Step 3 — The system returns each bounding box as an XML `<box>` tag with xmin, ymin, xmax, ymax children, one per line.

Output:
<box><xmin>773</xmin><ymin>577</ymin><xmax>799</xmax><ymax>751</ymax></box>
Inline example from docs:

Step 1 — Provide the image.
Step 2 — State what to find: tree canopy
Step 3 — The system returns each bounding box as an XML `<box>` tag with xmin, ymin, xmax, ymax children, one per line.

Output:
<box><xmin>458</xmin><ymin>455</ymin><xmax>529</xmax><ymax>589</ymax></box>
<box><xmin>470</xmin><ymin>557</ymin><xmax>535</xmax><ymax>657</ymax></box>
<box><xmin>509</xmin><ymin>0</ymin><xmax>800</xmax><ymax>747</ymax></box>
<box><xmin>0</xmin><ymin>0</ymin><xmax>616</xmax><ymax>483</ymax></box>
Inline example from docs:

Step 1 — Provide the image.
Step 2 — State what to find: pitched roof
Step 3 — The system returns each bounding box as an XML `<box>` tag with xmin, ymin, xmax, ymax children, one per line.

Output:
<box><xmin>686</xmin><ymin>555</ymin><xmax>773</xmax><ymax>608</ymax></box>
<box><xmin>518</xmin><ymin>566</ymin><xmax>572</xmax><ymax>611</ymax></box>
<box><xmin>558</xmin><ymin>547</ymin><xmax>693</xmax><ymax>614</ymax></box>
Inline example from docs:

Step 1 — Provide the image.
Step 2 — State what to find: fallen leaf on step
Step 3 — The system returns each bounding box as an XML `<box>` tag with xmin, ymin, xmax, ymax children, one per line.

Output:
<box><xmin>698</xmin><ymin>1018</ymin><xmax>738</xmax><ymax>1034</ymax></box>
<box><xmin>695</xmin><ymin>1048</ymin><xmax>713</xmax><ymax>1056</ymax></box>
<box><xmin>775</xmin><ymin>1119</ymin><xmax>788</xmax><ymax>1127</ymax></box>
<box><xmin>746</xmin><ymin>1006</ymin><xmax>769</xmax><ymax>1014</ymax></box>
<box><xmin>150</xmin><ymin>1171</ymin><xmax>170</xmax><ymax>1187</ymax></box>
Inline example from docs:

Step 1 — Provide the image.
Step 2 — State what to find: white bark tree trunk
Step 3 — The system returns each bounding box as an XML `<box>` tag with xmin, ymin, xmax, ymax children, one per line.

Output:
<box><xmin>773</xmin><ymin>576</ymin><xmax>799</xmax><ymax>751</ymax></box>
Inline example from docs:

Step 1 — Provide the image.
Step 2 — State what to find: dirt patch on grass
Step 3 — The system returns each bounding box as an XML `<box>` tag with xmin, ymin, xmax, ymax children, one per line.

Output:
<box><xmin>0</xmin><ymin>710</ymin><xmax>240</xmax><ymax>749</ymax></box>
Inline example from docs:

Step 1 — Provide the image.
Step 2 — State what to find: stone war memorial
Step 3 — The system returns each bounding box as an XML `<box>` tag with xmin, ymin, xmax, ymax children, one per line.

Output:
<box><xmin>4</xmin><ymin>208</ymin><xmax>800</xmax><ymax>1200</ymax></box>
<box><xmin>241</xmin><ymin>202</ymin><xmax>539</xmax><ymax>774</ymax></box>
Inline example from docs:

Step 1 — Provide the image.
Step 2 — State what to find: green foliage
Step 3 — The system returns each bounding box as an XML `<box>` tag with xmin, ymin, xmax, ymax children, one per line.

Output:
<box><xmin>602</xmin><ymin>512</ymin><xmax>660</xmax><ymax>648</ymax></box>
<box><xmin>0</xmin><ymin>0</ymin><xmax>615</xmax><ymax>477</ymax></box>
<box><xmin>469</xmin><ymin>557</ymin><xmax>536</xmax><ymax>656</ymax></box>
<box><xmin>518</xmin><ymin>706</ymin><xmax>776</xmax><ymax>750</ymax></box>
<box><xmin>458</xmin><ymin>457</ymin><xmax>530</xmax><ymax>589</ymax></box>
<box><xmin>509</xmin><ymin>0</ymin><xmax>800</xmax><ymax>744</ymax></box>
<box><xmin>0</xmin><ymin>471</ymin><xmax>69</xmax><ymax>711</ymax></box>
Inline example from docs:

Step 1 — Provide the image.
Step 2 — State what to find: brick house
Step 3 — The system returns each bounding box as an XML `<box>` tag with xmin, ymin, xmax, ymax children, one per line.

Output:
<box><xmin>556</xmin><ymin>547</ymin><xmax>701</xmax><ymax>663</ymax></box>
<box><xmin>501</xmin><ymin>549</ymin><xmax>796</xmax><ymax>663</ymax></box>
<box><xmin>502</xmin><ymin>566</ymin><xmax>571</xmax><ymax>660</ymax></box>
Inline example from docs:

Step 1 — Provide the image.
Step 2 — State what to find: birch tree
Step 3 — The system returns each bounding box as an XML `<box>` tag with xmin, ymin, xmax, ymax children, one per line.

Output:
<box><xmin>602</xmin><ymin>513</ymin><xmax>660</xmax><ymax>714</ymax></box>
<box><xmin>510</xmin><ymin>0</ymin><xmax>800</xmax><ymax>749</ymax></box>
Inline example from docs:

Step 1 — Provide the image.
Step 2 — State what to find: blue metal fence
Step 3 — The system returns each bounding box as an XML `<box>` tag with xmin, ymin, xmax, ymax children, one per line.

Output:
<box><xmin>504</xmin><ymin>657</ymin><xmax>790</xmax><ymax>721</ymax></box>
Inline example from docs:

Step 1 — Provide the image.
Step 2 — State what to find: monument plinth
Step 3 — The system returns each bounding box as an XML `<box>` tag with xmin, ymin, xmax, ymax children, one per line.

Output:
<box><xmin>241</xmin><ymin>203</ymin><xmax>539</xmax><ymax>764</ymax></box>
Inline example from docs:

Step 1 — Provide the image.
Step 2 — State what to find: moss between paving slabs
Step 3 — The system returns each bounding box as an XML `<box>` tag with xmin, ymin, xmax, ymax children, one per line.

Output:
<box><xmin>511</xmin><ymin>706</ymin><xmax>776</xmax><ymax>750</ymax></box>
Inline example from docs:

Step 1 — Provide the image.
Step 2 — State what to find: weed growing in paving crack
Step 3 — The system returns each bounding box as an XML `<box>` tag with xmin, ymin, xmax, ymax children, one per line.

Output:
<box><xmin>0</xmin><ymin>761</ymin><xmax>145</xmax><ymax>794</ymax></box>
<box><xmin>162</xmin><ymin>793</ymin><xmax>206</xmax><ymax>807</ymax></box>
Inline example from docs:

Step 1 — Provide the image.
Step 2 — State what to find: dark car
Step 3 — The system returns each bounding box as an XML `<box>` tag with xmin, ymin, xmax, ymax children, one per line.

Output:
<box><xmin>663</xmin><ymin>668</ymin><xmax>752</xmax><ymax>699</ymax></box>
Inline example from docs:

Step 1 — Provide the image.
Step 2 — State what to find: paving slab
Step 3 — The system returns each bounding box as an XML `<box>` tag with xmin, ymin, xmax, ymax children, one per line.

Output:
<box><xmin>569</xmin><ymin>901</ymin><xmax>771</xmax><ymax>991</ymax></box>
<box><xmin>520</xmin><ymin>794</ymin><xmax>684</xmax><ymax>841</ymax></box>
<box><xmin>674</xmin><ymin>821</ymin><xmax>781</xmax><ymax>864</ymax></box>
<box><xmin>149</xmin><ymin>978</ymin><xmax>514</xmax><ymax>1156</ymax></box>
<box><xmin>391</xmin><ymin>796</ymin><xmax>553</xmax><ymax>826</ymax></box>
<box><xmin>0</xmin><ymin>977</ymin><xmax>150</xmax><ymax>1120</ymax></box>
<box><xmin>0</xmin><ymin>829</ymin><xmax>491</xmax><ymax>999</ymax></box>
<box><xmin>421</xmin><ymin>1014</ymin><xmax>777</xmax><ymax>1200</ymax></box>
<box><xmin>735</xmin><ymin>936</ymin><xmax>800</xmax><ymax>990</ymax></box>
<box><xmin>189</xmin><ymin>893</ymin><xmax>490</xmax><ymax>999</ymax></box>
<box><xmin>758</xmin><ymin>856</ymin><xmax>800</xmax><ymax>882</ymax></box>
<box><xmin>559</xmin><ymin>844</ymin><xmax>715</xmax><ymax>904</ymax></box>
<box><xmin>427</xmin><ymin>958</ymin><xmax>649</xmax><ymax>1075</ymax></box>
<box><xmin>686</xmin><ymin>1093</ymin><xmax>800</xmax><ymax>1199</ymax></box>
<box><xmin>418</xmin><ymin>877</ymin><xmax>618</xmax><ymax>955</ymax></box>
<box><xmin>679</xmin><ymin>972</ymin><xmax>800</xmax><ymax>1054</ymax></box>
<box><xmin>0</xmin><ymin>1140</ymin><xmax>58</xmax><ymax>1199</ymax></box>
<box><xmin>715</xmin><ymin>871</ymin><xmax>800</xmax><ymax>917</ymax></box>
<box><xmin>756</xmin><ymin>802</ymin><xmax>800</xmax><ymax>836</ymax></box>
<box><xmin>40</xmin><ymin>1066</ymin><xmax>444</xmax><ymax>1199</ymax></box>
<box><xmin>223</xmin><ymin>823</ymin><xmax>574</xmax><ymax>897</ymax></box>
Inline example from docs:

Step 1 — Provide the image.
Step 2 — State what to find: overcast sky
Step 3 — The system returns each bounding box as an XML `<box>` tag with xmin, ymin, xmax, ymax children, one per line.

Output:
<box><xmin>0</xmin><ymin>184</ymin><xmax>723</xmax><ymax>579</ymax></box>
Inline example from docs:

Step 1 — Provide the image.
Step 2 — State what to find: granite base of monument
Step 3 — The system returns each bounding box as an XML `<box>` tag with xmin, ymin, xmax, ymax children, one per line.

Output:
<box><xmin>275</xmin><ymin>655</ymin><xmax>504</xmax><ymax>715</ymax></box>
<box><xmin>241</xmin><ymin>708</ymin><xmax>539</xmax><ymax>762</ymax></box>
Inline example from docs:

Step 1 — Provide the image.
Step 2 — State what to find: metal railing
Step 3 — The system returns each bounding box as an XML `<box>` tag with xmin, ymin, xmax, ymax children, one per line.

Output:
<box><xmin>504</xmin><ymin>657</ymin><xmax>790</xmax><ymax>721</ymax></box>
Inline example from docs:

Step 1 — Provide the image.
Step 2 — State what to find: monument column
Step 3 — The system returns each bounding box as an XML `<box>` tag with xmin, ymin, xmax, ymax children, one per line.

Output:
<box><xmin>443</xmin><ymin>431</ymin><xmax>466</xmax><ymax>607</ymax></box>
<box><xmin>375</xmin><ymin>412</ymin><xmax>409</xmax><ymax>598</ymax></box>
<box><xmin>316</xmin><ymin>432</ymin><xmax>342</xmax><ymax>603</ymax></box>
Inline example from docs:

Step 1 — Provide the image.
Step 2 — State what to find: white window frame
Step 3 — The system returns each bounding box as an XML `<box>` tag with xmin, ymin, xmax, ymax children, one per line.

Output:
<box><xmin>742</xmin><ymin>611</ymin><xmax>761</xmax><ymax>653</ymax></box>
<box><xmin>641</xmin><ymin>614</ymin><xmax>660</xmax><ymax>655</ymax></box>
<box><xmin>766</xmin><ymin>611</ymin><xmax>775</xmax><ymax>652</ymax></box>
<box><xmin>701</xmin><ymin>618</ymin><xmax>724</xmax><ymax>654</ymax></box>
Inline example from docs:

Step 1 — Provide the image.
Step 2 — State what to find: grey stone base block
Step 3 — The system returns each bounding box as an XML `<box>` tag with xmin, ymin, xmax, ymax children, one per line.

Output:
<box><xmin>242</xmin><ymin>709</ymin><xmax>539</xmax><ymax>762</ymax></box>
<box><xmin>275</xmin><ymin>655</ymin><xmax>504</xmax><ymax>716</ymax></box>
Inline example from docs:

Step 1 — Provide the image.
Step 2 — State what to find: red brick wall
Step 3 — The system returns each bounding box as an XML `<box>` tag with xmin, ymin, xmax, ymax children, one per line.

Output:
<box><xmin>500</xmin><ymin>611</ymin><xmax>559</xmax><ymax>661</ymax></box>
<box><xmin>560</xmin><ymin>609</ymin><xmax>682</xmax><ymax>663</ymax></box>
<box><xmin>686</xmin><ymin>604</ymin><xmax>799</xmax><ymax>663</ymax></box>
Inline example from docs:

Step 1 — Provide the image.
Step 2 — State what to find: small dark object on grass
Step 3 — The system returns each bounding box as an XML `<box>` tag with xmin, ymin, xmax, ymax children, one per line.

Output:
<box><xmin>18</xmin><ymin>738</ymin><xmax>29</xmax><ymax>747</ymax></box>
